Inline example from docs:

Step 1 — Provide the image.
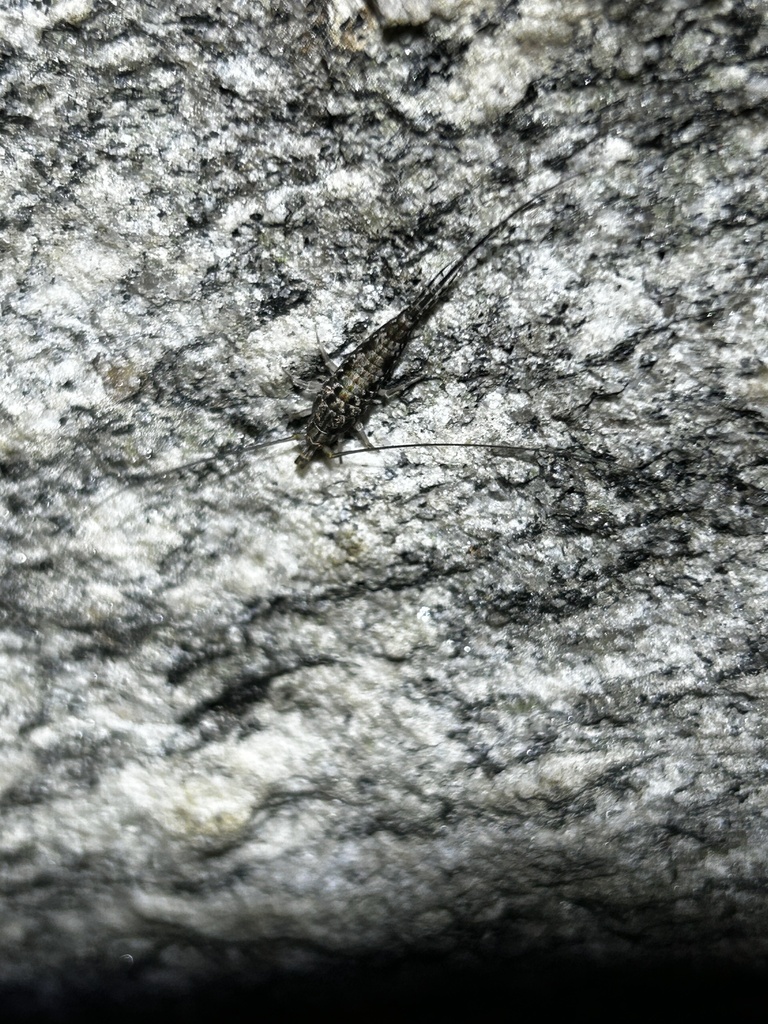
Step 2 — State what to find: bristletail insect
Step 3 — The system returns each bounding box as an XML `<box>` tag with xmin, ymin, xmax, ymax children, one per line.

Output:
<box><xmin>292</xmin><ymin>171</ymin><xmax>587</xmax><ymax>469</ymax></box>
<box><xmin>136</xmin><ymin>172</ymin><xmax>591</xmax><ymax>482</ymax></box>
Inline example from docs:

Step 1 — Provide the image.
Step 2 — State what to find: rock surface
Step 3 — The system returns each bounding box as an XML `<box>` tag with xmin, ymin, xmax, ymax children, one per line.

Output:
<box><xmin>2</xmin><ymin>0</ymin><xmax>768</xmax><ymax>1011</ymax></box>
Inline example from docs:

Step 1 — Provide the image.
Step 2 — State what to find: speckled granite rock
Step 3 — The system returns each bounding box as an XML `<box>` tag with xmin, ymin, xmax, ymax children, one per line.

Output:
<box><xmin>2</xmin><ymin>0</ymin><xmax>768</xmax><ymax>1010</ymax></box>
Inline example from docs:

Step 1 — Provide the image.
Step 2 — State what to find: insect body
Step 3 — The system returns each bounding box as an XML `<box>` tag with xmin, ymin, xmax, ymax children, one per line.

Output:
<box><xmin>123</xmin><ymin>173</ymin><xmax>586</xmax><ymax>487</ymax></box>
<box><xmin>294</xmin><ymin>173</ymin><xmax>583</xmax><ymax>469</ymax></box>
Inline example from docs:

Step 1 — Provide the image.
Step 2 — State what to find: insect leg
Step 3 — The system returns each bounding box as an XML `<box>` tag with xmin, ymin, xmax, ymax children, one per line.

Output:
<box><xmin>353</xmin><ymin>425</ymin><xmax>374</xmax><ymax>448</ymax></box>
<box><xmin>377</xmin><ymin>373</ymin><xmax>430</xmax><ymax>401</ymax></box>
<box><xmin>314</xmin><ymin>324</ymin><xmax>339</xmax><ymax>373</ymax></box>
<box><xmin>291</xmin><ymin>375</ymin><xmax>323</xmax><ymax>395</ymax></box>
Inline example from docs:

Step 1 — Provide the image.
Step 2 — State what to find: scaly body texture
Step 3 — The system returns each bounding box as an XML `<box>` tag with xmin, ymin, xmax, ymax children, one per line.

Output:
<box><xmin>294</xmin><ymin>174</ymin><xmax>582</xmax><ymax>469</ymax></box>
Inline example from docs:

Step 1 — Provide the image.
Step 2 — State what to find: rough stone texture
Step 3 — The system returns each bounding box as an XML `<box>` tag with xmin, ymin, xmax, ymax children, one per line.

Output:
<box><xmin>1</xmin><ymin>0</ymin><xmax>768</xmax><ymax>1012</ymax></box>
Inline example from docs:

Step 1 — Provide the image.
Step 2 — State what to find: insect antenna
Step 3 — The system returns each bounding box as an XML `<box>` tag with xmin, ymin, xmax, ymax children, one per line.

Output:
<box><xmin>117</xmin><ymin>434</ymin><xmax>299</xmax><ymax>485</ymax></box>
<box><xmin>328</xmin><ymin>440</ymin><xmax>615</xmax><ymax>463</ymax></box>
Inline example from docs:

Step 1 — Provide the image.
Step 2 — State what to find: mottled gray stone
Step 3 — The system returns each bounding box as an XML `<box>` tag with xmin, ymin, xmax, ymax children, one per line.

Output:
<box><xmin>1</xmin><ymin>0</ymin><xmax>768</xmax><ymax>1006</ymax></box>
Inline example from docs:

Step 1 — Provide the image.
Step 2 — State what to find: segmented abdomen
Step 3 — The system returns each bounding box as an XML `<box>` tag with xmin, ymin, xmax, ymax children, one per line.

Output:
<box><xmin>295</xmin><ymin>308</ymin><xmax>416</xmax><ymax>467</ymax></box>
